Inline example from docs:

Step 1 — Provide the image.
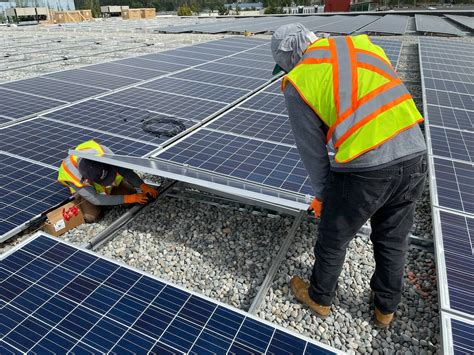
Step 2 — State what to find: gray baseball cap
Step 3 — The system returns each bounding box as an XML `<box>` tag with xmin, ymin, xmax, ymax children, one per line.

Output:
<box><xmin>271</xmin><ymin>23</ymin><xmax>317</xmax><ymax>75</ymax></box>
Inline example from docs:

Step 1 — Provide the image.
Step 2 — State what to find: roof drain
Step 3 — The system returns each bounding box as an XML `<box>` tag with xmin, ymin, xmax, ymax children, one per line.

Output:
<box><xmin>82</xmin><ymin>180</ymin><xmax>177</xmax><ymax>251</ymax></box>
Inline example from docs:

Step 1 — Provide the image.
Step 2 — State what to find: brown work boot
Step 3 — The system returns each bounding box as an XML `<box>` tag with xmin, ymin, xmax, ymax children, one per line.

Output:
<box><xmin>374</xmin><ymin>307</ymin><xmax>394</xmax><ymax>328</ymax></box>
<box><xmin>290</xmin><ymin>276</ymin><xmax>331</xmax><ymax>318</ymax></box>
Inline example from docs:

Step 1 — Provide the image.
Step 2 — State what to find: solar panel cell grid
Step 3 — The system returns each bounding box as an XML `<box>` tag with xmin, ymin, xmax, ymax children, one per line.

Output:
<box><xmin>207</xmin><ymin>108</ymin><xmax>295</xmax><ymax>146</ymax></box>
<box><xmin>425</xmin><ymin>89</ymin><xmax>473</xmax><ymax>111</ymax></box>
<box><xmin>113</xmin><ymin>58</ymin><xmax>189</xmax><ymax>73</ymax></box>
<box><xmin>438</xmin><ymin>210</ymin><xmax>474</xmax><ymax>316</ymax></box>
<box><xmin>0</xmin><ymin>234</ymin><xmax>336</xmax><ymax>354</ymax></box>
<box><xmin>139</xmin><ymin>53</ymin><xmax>207</xmax><ymax>66</ymax></box>
<box><xmin>0</xmin><ymin>154</ymin><xmax>68</xmax><ymax>237</ymax></box>
<box><xmin>432</xmin><ymin>157</ymin><xmax>474</xmax><ymax>215</ymax></box>
<box><xmin>422</xmin><ymin>62</ymin><xmax>472</xmax><ymax>76</ymax></box>
<box><xmin>139</xmin><ymin>77</ymin><xmax>250</xmax><ymax>104</ymax></box>
<box><xmin>171</xmin><ymin>69</ymin><xmax>268</xmax><ymax>90</ymax></box>
<box><xmin>429</xmin><ymin>127</ymin><xmax>473</xmax><ymax>163</ymax></box>
<box><xmin>422</xmin><ymin>69</ymin><xmax>474</xmax><ymax>84</ymax></box>
<box><xmin>1</xmin><ymin>77</ymin><xmax>107</xmax><ymax>103</ymax></box>
<box><xmin>240</xmin><ymin>92</ymin><xmax>288</xmax><ymax>116</ymax></box>
<box><xmin>426</xmin><ymin>105</ymin><xmax>473</xmax><ymax>132</ymax></box>
<box><xmin>99</xmin><ymin>87</ymin><xmax>227</xmax><ymax>122</ymax></box>
<box><xmin>0</xmin><ymin>118</ymin><xmax>157</xmax><ymax>167</ymax></box>
<box><xmin>82</xmin><ymin>63</ymin><xmax>167</xmax><ymax>80</ymax></box>
<box><xmin>451</xmin><ymin>319</ymin><xmax>474</xmax><ymax>354</ymax></box>
<box><xmin>0</xmin><ymin>87</ymin><xmax>65</xmax><ymax>120</ymax></box>
<box><xmin>196</xmin><ymin>63</ymin><xmax>275</xmax><ymax>80</ymax></box>
<box><xmin>46</xmin><ymin>69</ymin><xmax>140</xmax><ymax>90</ymax></box>
<box><xmin>424</xmin><ymin>78</ymin><xmax>474</xmax><ymax>96</ymax></box>
<box><xmin>158</xmin><ymin>129</ymin><xmax>313</xmax><ymax>195</ymax></box>
<box><xmin>43</xmin><ymin>99</ymin><xmax>193</xmax><ymax>146</ymax></box>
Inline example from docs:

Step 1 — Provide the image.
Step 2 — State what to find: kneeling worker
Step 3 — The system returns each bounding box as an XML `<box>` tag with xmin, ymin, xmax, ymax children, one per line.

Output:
<box><xmin>58</xmin><ymin>140</ymin><xmax>158</xmax><ymax>222</ymax></box>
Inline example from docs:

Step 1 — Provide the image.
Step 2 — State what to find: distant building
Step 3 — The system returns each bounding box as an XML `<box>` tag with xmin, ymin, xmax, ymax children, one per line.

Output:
<box><xmin>283</xmin><ymin>5</ymin><xmax>324</xmax><ymax>14</ymax></box>
<box><xmin>350</xmin><ymin>0</ymin><xmax>379</xmax><ymax>11</ymax></box>
<box><xmin>224</xmin><ymin>2</ymin><xmax>263</xmax><ymax>10</ymax></box>
<box><xmin>324</xmin><ymin>0</ymin><xmax>350</xmax><ymax>12</ymax></box>
<box><xmin>0</xmin><ymin>0</ymin><xmax>75</xmax><ymax>18</ymax></box>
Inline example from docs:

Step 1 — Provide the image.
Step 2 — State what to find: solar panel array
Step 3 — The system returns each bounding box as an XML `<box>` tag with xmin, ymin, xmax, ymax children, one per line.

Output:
<box><xmin>357</xmin><ymin>15</ymin><xmax>409</xmax><ymax>35</ymax></box>
<box><xmin>0</xmin><ymin>37</ymin><xmax>277</xmax><ymax>241</ymax></box>
<box><xmin>415</xmin><ymin>14</ymin><xmax>465</xmax><ymax>36</ymax></box>
<box><xmin>0</xmin><ymin>233</ymin><xmax>338</xmax><ymax>354</ymax></box>
<box><xmin>445</xmin><ymin>14</ymin><xmax>474</xmax><ymax>31</ymax></box>
<box><xmin>148</xmin><ymin>39</ymin><xmax>402</xmax><ymax>208</ymax></box>
<box><xmin>419</xmin><ymin>37</ymin><xmax>473</xmax><ymax>353</ymax></box>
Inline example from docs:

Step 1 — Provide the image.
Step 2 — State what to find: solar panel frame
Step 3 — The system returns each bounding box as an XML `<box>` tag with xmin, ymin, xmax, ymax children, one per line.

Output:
<box><xmin>440</xmin><ymin>305</ymin><xmax>474</xmax><ymax>355</ymax></box>
<box><xmin>415</xmin><ymin>14</ymin><xmax>465</xmax><ymax>36</ymax></box>
<box><xmin>0</xmin><ymin>232</ymin><xmax>340</xmax><ymax>354</ymax></box>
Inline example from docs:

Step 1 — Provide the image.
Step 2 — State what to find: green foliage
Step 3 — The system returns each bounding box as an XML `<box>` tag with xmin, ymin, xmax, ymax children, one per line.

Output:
<box><xmin>217</xmin><ymin>3</ymin><xmax>229</xmax><ymax>15</ymax></box>
<box><xmin>264</xmin><ymin>4</ymin><xmax>283</xmax><ymax>14</ymax></box>
<box><xmin>235</xmin><ymin>5</ymin><xmax>241</xmax><ymax>14</ymax></box>
<box><xmin>177</xmin><ymin>4</ymin><xmax>193</xmax><ymax>15</ymax></box>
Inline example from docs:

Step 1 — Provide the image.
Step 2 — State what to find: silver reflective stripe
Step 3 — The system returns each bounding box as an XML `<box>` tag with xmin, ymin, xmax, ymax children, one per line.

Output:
<box><xmin>334</xmin><ymin>37</ymin><xmax>353</xmax><ymax>115</ymax></box>
<box><xmin>64</xmin><ymin>157</ymin><xmax>82</xmax><ymax>181</ymax></box>
<box><xmin>332</xmin><ymin>82</ymin><xmax>409</xmax><ymax>144</ymax></box>
<box><xmin>304</xmin><ymin>48</ymin><xmax>331</xmax><ymax>60</ymax></box>
<box><xmin>356</xmin><ymin>53</ymin><xmax>397</xmax><ymax>80</ymax></box>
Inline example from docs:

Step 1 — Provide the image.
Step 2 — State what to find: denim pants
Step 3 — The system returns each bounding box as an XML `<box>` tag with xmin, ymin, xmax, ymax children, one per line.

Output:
<box><xmin>308</xmin><ymin>155</ymin><xmax>427</xmax><ymax>313</ymax></box>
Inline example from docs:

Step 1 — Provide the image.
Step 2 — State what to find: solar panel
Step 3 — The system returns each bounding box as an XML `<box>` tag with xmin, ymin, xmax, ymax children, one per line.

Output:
<box><xmin>139</xmin><ymin>77</ymin><xmax>250</xmax><ymax>104</ymax></box>
<box><xmin>428</xmin><ymin>126</ymin><xmax>473</xmax><ymax>163</ymax></box>
<box><xmin>215</xmin><ymin>57</ymin><xmax>275</xmax><ymax>70</ymax></box>
<box><xmin>357</xmin><ymin>15</ymin><xmax>409</xmax><ymax>35</ymax></box>
<box><xmin>424</xmin><ymin>77</ymin><xmax>474</xmax><ymax>96</ymax></box>
<box><xmin>1</xmin><ymin>77</ymin><xmax>107</xmax><ymax>103</ymax></box>
<box><xmin>441</xmin><ymin>309</ymin><xmax>474</xmax><ymax>355</ymax></box>
<box><xmin>426</xmin><ymin>105</ymin><xmax>473</xmax><ymax>131</ymax></box>
<box><xmin>195</xmin><ymin>63</ymin><xmax>275</xmax><ymax>80</ymax></box>
<box><xmin>0</xmin><ymin>118</ymin><xmax>157</xmax><ymax>167</ymax></box>
<box><xmin>434</xmin><ymin>209</ymin><xmax>473</xmax><ymax>317</ymax></box>
<box><xmin>240</xmin><ymin>92</ymin><xmax>288</xmax><ymax>116</ymax></box>
<box><xmin>206</xmin><ymin>107</ymin><xmax>294</xmax><ymax>146</ymax></box>
<box><xmin>113</xmin><ymin>58</ymin><xmax>189</xmax><ymax>73</ymax></box>
<box><xmin>431</xmin><ymin>157</ymin><xmax>473</xmax><ymax>215</ymax></box>
<box><xmin>425</xmin><ymin>89</ymin><xmax>473</xmax><ymax>111</ymax></box>
<box><xmin>0</xmin><ymin>233</ymin><xmax>338</xmax><ymax>354</ymax></box>
<box><xmin>371</xmin><ymin>39</ymin><xmax>403</xmax><ymax>68</ymax></box>
<box><xmin>171</xmin><ymin>69</ymin><xmax>268</xmax><ymax>90</ymax></box>
<box><xmin>444</xmin><ymin>14</ymin><xmax>474</xmax><ymax>31</ymax></box>
<box><xmin>139</xmin><ymin>53</ymin><xmax>207</xmax><ymax>66</ymax></box>
<box><xmin>98</xmin><ymin>88</ymin><xmax>227</xmax><ymax>123</ymax></box>
<box><xmin>42</xmin><ymin>100</ymin><xmax>194</xmax><ymax>146</ymax></box>
<box><xmin>0</xmin><ymin>154</ymin><xmax>68</xmax><ymax>240</ymax></box>
<box><xmin>81</xmin><ymin>63</ymin><xmax>167</xmax><ymax>80</ymax></box>
<box><xmin>317</xmin><ymin>15</ymin><xmax>380</xmax><ymax>35</ymax></box>
<box><xmin>157</xmin><ymin>129</ymin><xmax>313</xmax><ymax>196</ymax></box>
<box><xmin>263</xmin><ymin>80</ymin><xmax>283</xmax><ymax>96</ymax></box>
<box><xmin>46</xmin><ymin>69</ymin><xmax>141</xmax><ymax>90</ymax></box>
<box><xmin>415</xmin><ymin>14</ymin><xmax>465</xmax><ymax>36</ymax></box>
<box><xmin>0</xmin><ymin>87</ymin><xmax>65</xmax><ymax>120</ymax></box>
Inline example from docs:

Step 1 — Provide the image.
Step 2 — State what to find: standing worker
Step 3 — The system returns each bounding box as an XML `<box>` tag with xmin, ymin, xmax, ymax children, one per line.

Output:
<box><xmin>271</xmin><ymin>24</ymin><xmax>427</xmax><ymax>328</ymax></box>
<box><xmin>58</xmin><ymin>140</ymin><xmax>158</xmax><ymax>222</ymax></box>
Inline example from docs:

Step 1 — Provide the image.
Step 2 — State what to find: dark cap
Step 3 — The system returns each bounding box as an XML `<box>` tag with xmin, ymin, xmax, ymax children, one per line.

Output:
<box><xmin>78</xmin><ymin>159</ymin><xmax>117</xmax><ymax>186</ymax></box>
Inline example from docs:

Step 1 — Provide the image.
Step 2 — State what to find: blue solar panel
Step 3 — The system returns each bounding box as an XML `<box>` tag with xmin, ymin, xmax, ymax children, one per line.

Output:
<box><xmin>171</xmin><ymin>69</ymin><xmax>268</xmax><ymax>90</ymax></box>
<box><xmin>0</xmin><ymin>233</ymin><xmax>337</xmax><ymax>354</ymax></box>
<box><xmin>139</xmin><ymin>53</ymin><xmax>207</xmax><ymax>66</ymax></box>
<box><xmin>240</xmin><ymin>92</ymin><xmax>288</xmax><ymax>116</ymax></box>
<box><xmin>432</xmin><ymin>157</ymin><xmax>474</xmax><ymax>215</ymax></box>
<box><xmin>1</xmin><ymin>77</ymin><xmax>107</xmax><ymax>103</ymax></box>
<box><xmin>452</xmin><ymin>319</ymin><xmax>474</xmax><ymax>354</ymax></box>
<box><xmin>81</xmin><ymin>63</ymin><xmax>167</xmax><ymax>80</ymax></box>
<box><xmin>43</xmin><ymin>100</ymin><xmax>194</xmax><ymax>146</ymax></box>
<box><xmin>426</xmin><ymin>105</ymin><xmax>473</xmax><ymax>132</ymax></box>
<box><xmin>157</xmin><ymin>129</ymin><xmax>313</xmax><ymax>195</ymax></box>
<box><xmin>113</xmin><ymin>58</ymin><xmax>189</xmax><ymax>73</ymax></box>
<box><xmin>46</xmin><ymin>69</ymin><xmax>140</xmax><ymax>90</ymax></box>
<box><xmin>99</xmin><ymin>88</ymin><xmax>227</xmax><ymax>123</ymax></box>
<box><xmin>0</xmin><ymin>88</ymin><xmax>65</xmax><ymax>120</ymax></box>
<box><xmin>0</xmin><ymin>154</ymin><xmax>69</xmax><ymax>238</ymax></box>
<box><xmin>437</xmin><ymin>210</ymin><xmax>474</xmax><ymax>316</ymax></box>
<box><xmin>196</xmin><ymin>63</ymin><xmax>275</xmax><ymax>80</ymax></box>
<box><xmin>207</xmin><ymin>108</ymin><xmax>295</xmax><ymax>146</ymax></box>
<box><xmin>0</xmin><ymin>118</ymin><xmax>157</xmax><ymax>167</ymax></box>
<box><xmin>429</xmin><ymin>126</ymin><xmax>473</xmax><ymax>163</ymax></box>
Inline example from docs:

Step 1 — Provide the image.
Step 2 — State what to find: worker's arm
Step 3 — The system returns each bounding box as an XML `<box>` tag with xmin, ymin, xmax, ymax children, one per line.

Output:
<box><xmin>76</xmin><ymin>185</ymin><xmax>128</xmax><ymax>206</ymax></box>
<box><xmin>116</xmin><ymin>167</ymin><xmax>144</xmax><ymax>188</ymax></box>
<box><xmin>284</xmin><ymin>82</ymin><xmax>330</xmax><ymax>200</ymax></box>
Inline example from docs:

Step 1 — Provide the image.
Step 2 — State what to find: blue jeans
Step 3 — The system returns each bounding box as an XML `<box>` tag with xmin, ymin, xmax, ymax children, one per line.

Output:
<box><xmin>309</xmin><ymin>155</ymin><xmax>427</xmax><ymax>313</ymax></box>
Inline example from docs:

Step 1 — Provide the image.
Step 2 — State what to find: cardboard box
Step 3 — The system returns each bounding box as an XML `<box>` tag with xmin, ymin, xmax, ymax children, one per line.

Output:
<box><xmin>122</xmin><ymin>9</ymin><xmax>141</xmax><ymax>20</ymax></box>
<box><xmin>140</xmin><ymin>8</ymin><xmax>156</xmax><ymax>19</ymax></box>
<box><xmin>43</xmin><ymin>201</ymin><xmax>84</xmax><ymax>237</ymax></box>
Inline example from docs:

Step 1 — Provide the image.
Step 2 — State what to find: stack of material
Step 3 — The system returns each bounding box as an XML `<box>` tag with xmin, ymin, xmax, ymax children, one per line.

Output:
<box><xmin>52</xmin><ymin>10</ymin><xmax>92</xmax><ymax>23</ymax></box>
<box><xmin>140</xmin><ymin>8</ymin><xmax>156</xmax><ymax>19</ymax></box>
<box><xmin>122</xmin><ymin>8</ymin><xmax>142</xmax><ymax>20</ymax></box>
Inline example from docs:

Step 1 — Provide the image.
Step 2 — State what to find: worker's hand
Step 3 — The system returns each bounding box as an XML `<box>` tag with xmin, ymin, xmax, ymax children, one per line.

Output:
<box><xmin>308</xmin><ymin>197</ymin><xmax>322</xmax><ymax>218</ymax></box>
<box><xmin>124</xmin><ymin>193</ymin><xmax>149</xmax><ymax>204</ymax></box>
<box><xmin>140</xmin><ymin>183</ymin><xmax>158</xmax><ymax>199</ymax></box>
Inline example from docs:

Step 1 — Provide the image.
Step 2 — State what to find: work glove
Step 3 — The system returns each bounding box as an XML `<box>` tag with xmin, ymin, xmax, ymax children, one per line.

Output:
<box><xmin>308</xmin><ymin>197</ymin><xmax>322</xmax><ymax>218</ymax></box>
<box><xmin>140</xmin><ymin>183</ymin><xmax>158</xmax><ymax>199</ymax></box>
<box><xmin>124</xmin><ymin>193</ymin><xmax>149</xmax><ymax>204</ymax></box>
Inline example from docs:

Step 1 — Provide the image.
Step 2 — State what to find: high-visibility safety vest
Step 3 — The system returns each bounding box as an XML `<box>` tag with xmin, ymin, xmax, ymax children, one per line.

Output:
<box><xmin>57</xmin><ymin>140</ymin><xmax>123</xmax><ymax>194</ymax></box>
<box><xmin>282</xmin><ymin>35</ymin><xmax>423</xmax><ymax>163</ymax></box>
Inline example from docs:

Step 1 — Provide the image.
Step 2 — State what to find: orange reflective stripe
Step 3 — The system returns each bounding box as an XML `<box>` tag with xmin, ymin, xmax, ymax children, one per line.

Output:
<box><xmin>69</xmin><ymin>156</ymin><xmax>78</xmax><ymax>168</ymax></box>
<box><xmin>326</xmin><ymin>78</ymin><xmax>402</xmax><ymax>143</ymax></box>
<box><xmin>284</xmin><ymin>77</ymin><xmax>328</xmax><ymax>127</ymax></box>
<box><xmin>299</xmin><ymin>58</ymin><xmax>332</xmax><ymax>66</ymax></box>
<box><xmin>334</xmin><ymin>118</ymin><xmax>424</xmax><ymax>163</ymax></box>
<box><xmin>346</xmin><ymin>36</ymin><xmax>358</xmax><ymax>111</ymax></box>
<box><xmin>358</xmin><ymin>62</ymin><xmax>394</xmax><ymax>82</ymax></box>
<box><xmin>61</xmin><ymin>161</ymin><xmax>82</xmax><ymax>187</ymax></box>
<box><xmin>355</xmin><ymin>48</ymin><xmax>392</xmax><ymax>68</ymax></box>
<box><xmin>305</xmin><ymin>45</ymin><xmax>330</xmax><ymax>53</ymax></box>
<box><xmin>329</xmin><ymin>39</ymin><xmax>339</xmax><ymax>116</ymax></box>
<box><xmin>335</xmin><ymin>93</ymin><xmax>413</xmax><ymax>148</ymax></box>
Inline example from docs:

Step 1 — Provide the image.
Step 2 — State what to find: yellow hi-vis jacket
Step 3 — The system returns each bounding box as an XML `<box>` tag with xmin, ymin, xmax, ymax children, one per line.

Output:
<box><xmin>57</xmin><ymin>140</ymin><xmax>123</xmax><ymax>194</ymax></box>
<box><xmin>282</xmin><ymin>35</ymin><xmax>423</xmax><ymax>163</ymax></box>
